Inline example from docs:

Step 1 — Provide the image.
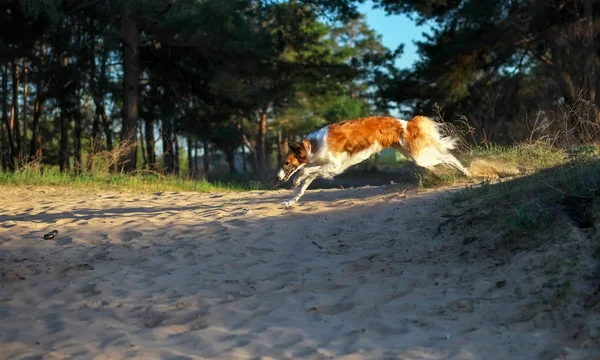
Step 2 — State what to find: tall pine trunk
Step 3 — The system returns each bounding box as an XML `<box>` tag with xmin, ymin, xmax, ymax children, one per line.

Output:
<box><xmin>30</xmin><ymin>97</ymin><xmax>43</xmax><ymax>161</ymax></box>
<box><xmin>21</xmin><ymin>60</ymin><xmax>28</xmax><ymax>158</ymax></box>
<box><xmin>11</xmin><ymin>60</ymin><xmax>21</xmax><ymax>163</ymax></box>
<box><xmin>58</xmin><ymin>107</ymin><xmax>70</xmax><ymax>173</ymax></box>
<box><xmin>257</xmin><ymin>109</ymin><xmax>268</xmax><ymax>174</ymax></box>
<box><xmin>2</xmin><ymin>65</ymin><xmax>15</xmax><ymax>170</ymax></box>
<box><xmin>73</xmin><ymin>110</ymin><xmax>82</xmax><ymax>174</ymax></box>
<box><xmin>277</xmin><ymin>129</ymin><xmax>288</xmax><ymax>165</ymax></box>
<box><xmin>187</xmin><ymin>136</ymin><xmax>194</xmax><ymax>177</ymax></box>
<box><xmin>174</xmin><ymin>133</ymin><xmax>180</xmax><ymax>175</ymax></box>
<box><xmin>241</xmin><ymin>140</ymin><xmax>246</xmax><ymax>173</ymax></box>
<box><xmin>120</xmin><ymin>2</ymin><xmax>140</xmax><ymax>172</ymax></box>
<box><xmin>93</xmin><ymin>40</ymin><xmax>113</xmax><ymax>152</ymax></box>
<box><xmin>162</xmin><ymin>118</ymin><xmax>176</xmax><ymax>174</ymax></box>
<box><xmin>138</xmin><ymin>118</ymin><xmax>146</xmax><ymax>165</ymax></box>
<box><xmin>203</xmin><ymin>140</ymin><xmax>210</xmax><ymax>176</ymax></box>
<box><xmin>144</xmin><ymin>118</ymin><xmax>156</xmax><ymax>170</ymax></box>
<box><xmin>30</xmin><ymin>43</ymin><xmax>44</xmax><ymax>164</ymax></box>
<box><xmin>58</xmin><ymin>54</ymin><xmax>70</xmax><ymax>173</ymax></box>
<box><xmin>225</xmin><ymin>147</ymin><xmax>236</xmax><ymax>174</ymax></box>
<box><xmin>583</xmin><ymin>0</ymin><xmax>598</xmax><ymax>123</ymax></box>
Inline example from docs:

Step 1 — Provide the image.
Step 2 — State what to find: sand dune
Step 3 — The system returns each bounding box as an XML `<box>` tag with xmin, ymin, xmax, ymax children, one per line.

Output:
<box><xmin>0</xmin><ymin>185</ymin><xmax>597</xmax><ymax>359</ymax></box>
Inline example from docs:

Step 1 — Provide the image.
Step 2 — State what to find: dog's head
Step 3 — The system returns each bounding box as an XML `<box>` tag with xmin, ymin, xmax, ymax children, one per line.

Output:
<box><xmin>277</xmin><ymin>139</ymin><xmax>311</xmax><ymax>182</ymax></box>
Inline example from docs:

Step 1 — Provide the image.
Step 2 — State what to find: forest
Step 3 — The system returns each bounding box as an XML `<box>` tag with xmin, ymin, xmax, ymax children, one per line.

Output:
<box><xmin>0</xmin><ymin>0</ymin><xmax>598</xmax><ymax>180</ymax></box>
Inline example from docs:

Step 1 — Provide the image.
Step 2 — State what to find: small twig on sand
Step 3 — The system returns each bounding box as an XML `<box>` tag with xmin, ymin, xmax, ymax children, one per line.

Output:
<box><xmin>434</xmin><ymin>208</ymin><xmax>477</xmax><ymax>238</ymax></box>
<box><xmin>399</xmin><ymin>188</ymin><xmax>407</xmax><ymax>198</ymax></box>
<box><xmin>311</xmin><ymin>240</ymin><xmax>324</xmax><ymax>250</ymax></box>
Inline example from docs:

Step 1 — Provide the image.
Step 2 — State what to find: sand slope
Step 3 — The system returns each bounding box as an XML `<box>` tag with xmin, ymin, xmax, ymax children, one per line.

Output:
<box><xmin>0</xmin><ymin>185</ymin><xmax>597</xmax><ymax>359</ymax></box>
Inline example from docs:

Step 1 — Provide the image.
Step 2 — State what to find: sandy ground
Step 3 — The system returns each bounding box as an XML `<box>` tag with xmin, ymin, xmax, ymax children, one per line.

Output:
<box><xmin>0</xmin><ymin>184</ymin><xmax>598</xmax><ymax>360</ymax></box>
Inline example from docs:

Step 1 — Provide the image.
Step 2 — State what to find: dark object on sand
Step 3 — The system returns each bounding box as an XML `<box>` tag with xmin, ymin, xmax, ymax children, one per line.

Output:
<box><xmin>43</xmin><ymin>230</ymin><xmax>58</xmax><ymax>240</ymax></box>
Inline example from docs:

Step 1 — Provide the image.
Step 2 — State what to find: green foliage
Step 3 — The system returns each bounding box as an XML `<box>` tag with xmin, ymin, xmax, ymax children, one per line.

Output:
<box><xmin>466</xmin><ymin>143</ymin><xmax>568</xmax><ymax>172</ymax></box>
<box><xmin>415</xmin><ymin>170</ymin><xmax>460</xmax><ymax>189</ymax></box>
<box><xmin>372</xmin><ymin>0</ymin><xmax>600</xmax><ymax>144</ymax></box>
<box><xmin>507</xmin><ymin>203</ymin><xmax>548</xmax><ymax>231</ymax></box>
<box><xmin>1</xmin><ymin>0</ymin><xmax>387</xmax><ymax>178</ymax></box>
<box><xmin>0</xmin><ymin>168</ymin><xmax>269</xmax><ymax>192</ymax></box>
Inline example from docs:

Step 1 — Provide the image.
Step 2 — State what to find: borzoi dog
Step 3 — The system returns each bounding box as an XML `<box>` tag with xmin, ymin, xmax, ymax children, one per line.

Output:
<box><xmin>276</xmin><ymin>115</ymin><xmax>470</xmax><ymax>208</ymax></box>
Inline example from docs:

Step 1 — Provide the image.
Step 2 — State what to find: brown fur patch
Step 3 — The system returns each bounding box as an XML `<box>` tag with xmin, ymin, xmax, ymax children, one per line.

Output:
<box><xmin>326</xmin><ymin>116</ymin><xmax>405</xmax><ymax>155</ymax></box>
<box><xmin>405</xmin><ymin>115</ymin><xmax>442</xmax><ymax>157</ymax></box>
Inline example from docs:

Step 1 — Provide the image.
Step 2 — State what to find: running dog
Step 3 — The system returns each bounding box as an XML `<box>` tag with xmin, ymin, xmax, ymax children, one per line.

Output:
<box><xmin>276</xmin><ymin>115</ymin><xmax>470</xmax><ymax>208</ymax></box>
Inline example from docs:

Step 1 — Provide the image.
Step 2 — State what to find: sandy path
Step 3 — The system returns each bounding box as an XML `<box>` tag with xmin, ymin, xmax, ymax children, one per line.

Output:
<box><xmin>0</xmin><ymin>185</ymin><xmax>591</xmax><ymax>359</ymax></box>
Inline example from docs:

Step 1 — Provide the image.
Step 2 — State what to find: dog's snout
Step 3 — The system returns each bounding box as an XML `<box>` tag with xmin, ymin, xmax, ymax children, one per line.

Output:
<box><xmin>276</xmin><ymin>169</ymin><xmax>285</xmax><ymax>181</ymax></box>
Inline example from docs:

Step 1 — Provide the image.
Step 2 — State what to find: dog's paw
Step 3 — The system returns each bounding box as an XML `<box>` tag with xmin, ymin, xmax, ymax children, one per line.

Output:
<box><xmin>281</xmin><ymin>200</ymin><xmax>296</xmax><ymax>209</ymax></box>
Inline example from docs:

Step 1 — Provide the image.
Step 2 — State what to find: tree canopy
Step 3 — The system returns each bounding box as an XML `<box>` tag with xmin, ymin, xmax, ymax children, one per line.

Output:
<box><xmin>2</xmin><ymin>0</ymin><xmax>597</xmax><ymax>178</ymax></box>
<box><xmin>374</xmin><ymin>0</ymin><xmax>600</xmax><ymax>144</ymax></box>
<box><xmin>0</xmin><ymin>0</ymin><xmax>393</xmax><ymax>177</ymax></box>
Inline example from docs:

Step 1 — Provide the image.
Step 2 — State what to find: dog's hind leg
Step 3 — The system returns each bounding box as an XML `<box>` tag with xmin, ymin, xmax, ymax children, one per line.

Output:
<box><xmin>282</xmin><ymin>174</ymin><xmax>318</xmax><ymax>209</ymax></box>
<box><xmin>411</xmin><ymin>147</ymin><xmax>471</xmax><ymax>177</ymax></box>
<box><xmin>438</xmin><ymin>153</ymin><xmax>471</xmax><ymax>177</ymax></box>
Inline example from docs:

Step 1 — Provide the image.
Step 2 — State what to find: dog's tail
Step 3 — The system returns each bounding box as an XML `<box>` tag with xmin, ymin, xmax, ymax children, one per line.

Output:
<box><xmin>409</xmin><ymin>115</ymin><xmax>459</xmax><ymax>153</ymax></box>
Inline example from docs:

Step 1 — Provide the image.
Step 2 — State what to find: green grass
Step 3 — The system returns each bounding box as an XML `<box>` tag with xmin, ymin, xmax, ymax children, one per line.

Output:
<box><xmin>415</xmin><ymin>171</ymin><xmax>461</xmax><ymax>189</ymax></box>
<box><xmin>463</xmin><ymin>142</ymin><xmax>569</xmax><ymax>172</ymax></box>
<box><xmin>417</xmin><ymin>143</ymin><xmax>598</xmax><ymax>191</ymax></box>
<box><xmin>0</xmin><ymin>169</ymin><xmax>270</xmax><ymax>193</ymax></box>
<box><xmin>446</xmin><ymin>157</ymin><xmax>600</xmax><ymax>243</ymax></box>
<box><xmin>430</xmin><ymin>142</ymin><xmax>600</xmax><ymax>253</ymax></box>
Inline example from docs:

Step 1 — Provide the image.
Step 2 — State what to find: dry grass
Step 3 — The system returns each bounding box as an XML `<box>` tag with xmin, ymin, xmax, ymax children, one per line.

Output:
<box><xmin>0</xmin><ymin>140</ymin><xmax>269</xmax><ymax>193</ymax></box>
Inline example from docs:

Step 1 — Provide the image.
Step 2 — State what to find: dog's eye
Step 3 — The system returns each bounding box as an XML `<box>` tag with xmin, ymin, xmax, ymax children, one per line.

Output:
<box><xmin>284</xmin><ymin>161</ymin><xmax>289</xmax><ymax>166</ymax></box>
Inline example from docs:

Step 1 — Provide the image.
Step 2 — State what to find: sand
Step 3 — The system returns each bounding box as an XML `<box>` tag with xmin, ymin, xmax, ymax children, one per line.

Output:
<box><xmin>0</xmin><ymin>184</ymin><xmax>598</xmax><ymax>360</ymax></box>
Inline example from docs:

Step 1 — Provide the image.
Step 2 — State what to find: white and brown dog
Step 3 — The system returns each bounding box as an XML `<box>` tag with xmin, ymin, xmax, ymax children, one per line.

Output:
<box><xmin>277</xmin><ymin>115</ymin><xmax>470</xmax><ymax>208</ymax></box>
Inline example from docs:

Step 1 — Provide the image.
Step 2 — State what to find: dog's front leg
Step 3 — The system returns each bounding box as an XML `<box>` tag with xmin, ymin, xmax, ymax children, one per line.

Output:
<box><xmin>282</xmin><ymin>174</ymin><xmax>318</xmax><ymax>209</ymax></box>
<box><xmin>292</xmin><ymin>169</ymin><xmax>306</xmax><ymax>187</ymax></box>
<box><xmin>292</xmin><ymin>164</ymin><xmax>320</xmax><ymax>187</ymax></box>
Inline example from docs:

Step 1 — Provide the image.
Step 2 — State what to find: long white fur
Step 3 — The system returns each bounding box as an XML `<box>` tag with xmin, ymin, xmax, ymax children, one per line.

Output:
<box><xmin>280</xmin><ymin>117</ymin><xmax>469</xmax><ymax>208</ymax></box>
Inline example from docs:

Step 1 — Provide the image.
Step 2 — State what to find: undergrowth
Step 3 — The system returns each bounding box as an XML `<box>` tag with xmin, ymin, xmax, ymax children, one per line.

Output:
<box><xmin>0</xmin><ymin>168</ymin><xmax>269</xmax><ymax>193</ymax></box>
<box><xmin>445</xmin><ymin>156</ymin><xmax>600</xmax><ymax>251</ymax></box>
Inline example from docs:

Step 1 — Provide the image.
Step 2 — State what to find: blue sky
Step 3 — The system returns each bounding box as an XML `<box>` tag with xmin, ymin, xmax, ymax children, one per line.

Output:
<box><xmin>358</xmin><ymin>1</ymin><xmax>430</xmax><ymax>70</ymax></box>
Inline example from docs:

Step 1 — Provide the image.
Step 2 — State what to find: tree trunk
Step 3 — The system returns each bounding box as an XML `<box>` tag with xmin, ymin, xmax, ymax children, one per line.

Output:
<box><xmin>58</xmin><ymin>54</ymin><xmax>70</xmax><ymax>173</ymax></box>
<box><xmin>11</xmin><ymin>60</ymin><xmax>21</xmax><ymax>163</ymax></box>
<box><xmin>203</xmin><ymin>139</ymin><xmax>210</xmax><ymax>176</ymax></box>
<box><xmin>162</xmin><ymin>118</ymin><xmax>176</xmax><ymax>174</ymax></box>
<box><xmin>225</xmin><ymin>147</ymin><xmax>237</xmax><ymax>174</ymax></box>
<box><xmin>144</xmin><ymin>118</ymin><xmax>156</xmax><ymax>170</ymax></box>
<box><xmin>2</xmin><ymin>65</ymin><xmax>15</xmax><ymax>170</ymax></box>
<box><xmin>0</xmin><ymin>113</ymin><xmax>4</xmax><ymax>170</ymax></box>
<box><xmin>30</xmin><ymin>43</ymin><xmax>44</xmax><ymax>163</ymax></box>
<box><xmin>30</xmin><ymin>97</ymin><xmax>43</xmax><ymax>162</ymax></box>
<box><xmin>194</xmin><ymin>140</ymin><xmax>200</xmax><ymax>177</ymax></box>
<box><xmin>187</xmin><ymin>136</ymin><xmax>194</xmax><ymax>177</ymax></box>
<box><xmin>58</xmin><ymin>110</ymin><xmax>70</xmax><ymax>173</ymax></box>
<box><xmin>174</xmin><ymin>133</ymin><xmax>180</xmax><ymax>175</ymax></box>
<box><xmin>241</xmin><ymin>140</ymin><xmax>247</xmax><ymax>173</ymax></box>
<box><xmin>95</xmin><ymin>40</ymin><xmax>113</xmax><ymax>152</ymax></box>
<box><xmin>257</xmin><ymin>109</ymin><xmax>268</xmax><ymax>174</ymax></box>
<box><xmin>120</xmin><ymin>2</ymin><xmax>140</xmax><ymax>172</ymax></box>
<box><xmin>139</xmin><ymin>118</ymin><xmax>146</xmax><ymax>166</ymax></box>
<box><xmin>583</xmin><ymin>0</ymin><xmax>598</xmax><ymax>124</ymax></box>
<box><xmin>21</xmin><ymin>59</ymin><xmax>28</xmax><ymax>158</ymax></box>
<box><xmin>73</xmin><ymin>110</ymin><xmax>82</xmax><ymax>174</ymax></box>
<box><xmin>277</xmin><ymin>129</ymin><xmax>289</xmax><ymax>165</ymax></box>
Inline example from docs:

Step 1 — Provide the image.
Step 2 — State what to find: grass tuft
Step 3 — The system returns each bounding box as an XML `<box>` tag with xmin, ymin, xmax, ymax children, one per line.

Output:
<box><xmin>0</xmin><ymin>168</ymin><xmax>270</xmax><ymax>193</ymax></box>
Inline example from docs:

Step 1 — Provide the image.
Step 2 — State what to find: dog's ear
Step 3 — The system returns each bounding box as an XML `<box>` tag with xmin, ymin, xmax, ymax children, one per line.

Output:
<box><xmin>288</xmin><ymin>141</ymin><xmax>301</xmax><ymax>152</ymax></box>
<box><xmin>301</xmin><ymin>139</ymin><xmax>311</xmax><ymax>152</ymax></box>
